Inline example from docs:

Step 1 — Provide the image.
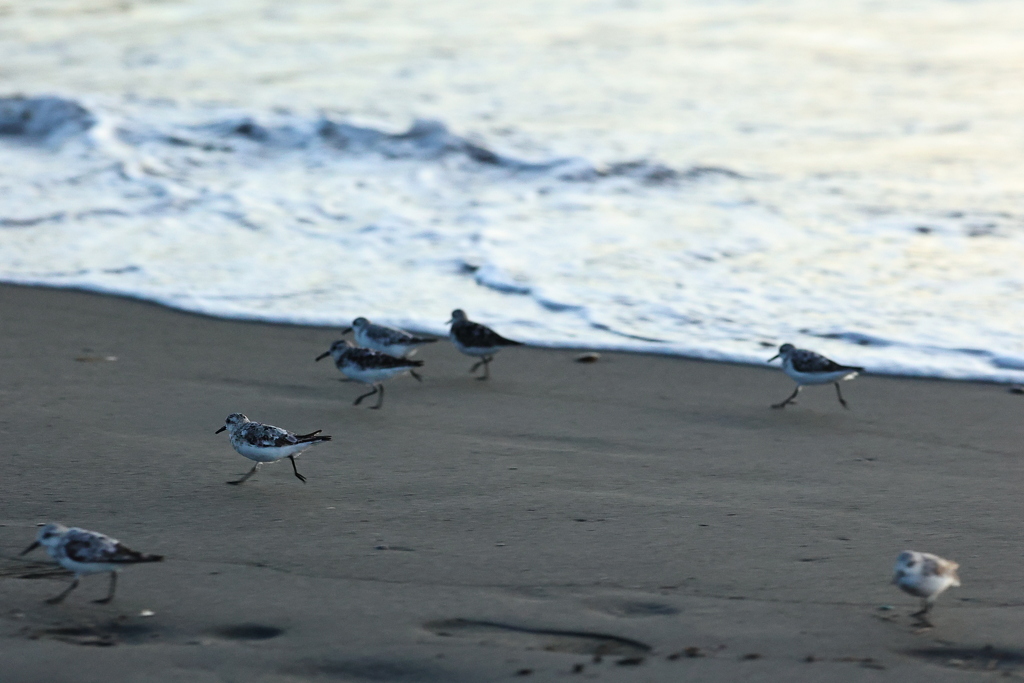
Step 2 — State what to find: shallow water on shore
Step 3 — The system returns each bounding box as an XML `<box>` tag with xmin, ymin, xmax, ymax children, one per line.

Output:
<box><xmin>1</xmin><ymin>0</ymin><xmax>1023</xmax><ymax>381</ymax></box>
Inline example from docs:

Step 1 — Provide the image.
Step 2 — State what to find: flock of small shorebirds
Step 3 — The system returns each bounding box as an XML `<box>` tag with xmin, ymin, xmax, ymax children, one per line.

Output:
<box><xmin>20</xmin><ymin>310</ymin><xmax>958</xmax><ymax>626</ymax></box>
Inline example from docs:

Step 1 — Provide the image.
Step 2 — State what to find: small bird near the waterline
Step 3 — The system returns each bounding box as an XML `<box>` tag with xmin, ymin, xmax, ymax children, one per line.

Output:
<box><xmin>20</xmin><ymin>523</ymin><xmax>163</xmax><ymax>604</ymax></box>
<box><xmin>892</xmin><ymin>550</ymin><xmax>960</xmax><ymax>622</ymax></box>
<box><xmin>316</xmin><ymin>340</ymin><xmax>424</xmax><ymax>408</ymax></box>
<box><xmin>216</xmin><ymin>413</ymin><xmax>331</xmax><ymax>484</ymax></box>
<box><xmin>767</xmin><ymin>343</ymin><xmax>863</xmax><ymax>409</ymax></box>
<box><xmin>342</xmin><ymin>317</ymin><xmax>436</xmax><ymax>367</ymax></box>
<box><xmin>447</xmin><ymin>309</ymin><xmax>523</xmax><ymax>380</ymax></box>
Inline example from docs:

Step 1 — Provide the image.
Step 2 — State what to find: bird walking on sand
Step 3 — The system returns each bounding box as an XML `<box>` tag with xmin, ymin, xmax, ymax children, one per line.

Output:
<box><xmin>316</xmin><ymin>340</ymin><xmax>424</xmax><ymax>409</ymax></box>
<box><xmin>21</xmin><ymin>523</ymin><xmax>163</xmax><ymax>604</ymax></box>
<box><xmin>892</xmin><ymin>550</ymin><xmax>960</xmax><ymax>622</ymax></box>
<box><xmin>767</xmin><ymin>343</ymin><xmax>863</xmax><ymax>409</ymax></box>
<box><xmin>216</xmin><ymin>413</ymin><xmax>331</xmax><ymax>484</ymax></box>
<box><xmin>447</xmin><ymin>309</ymin><xmax>522</xmax><ymax>380</ymax></box>
<box><xmin>343</xmin><ymin>317</ymin><xmax>436</xmax><ymax>367</ymax></box>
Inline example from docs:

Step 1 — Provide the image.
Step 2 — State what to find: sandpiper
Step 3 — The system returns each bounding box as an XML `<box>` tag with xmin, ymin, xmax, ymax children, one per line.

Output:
<box><xmin>447</xmin><ymin>309</ymin><xmax>522</xmax><ymax>380</ymax></box>
<box><xmin>892</xmin><ymin>550</ymin><xmax>960</xmax><ymax>622</ymax></box>
<box><xmin>216</xmin><ymin>413</ymin><xmax>331</xmax><ymax>484</ymax></box>
<box><xmin>21</xmin><ymin>523</ymin><xmax>163</xmax><ymax>604</ymax></box>
<box><xmin>767</xmin><ymin>343</ymin><xmax>863</xmax><ymax>409</ymax></box>
<box><xmin>316</xmin><ymin>340</ymin><xmax>424</xmax><ymax>408</ymax></box>
<box><xmin>343</xmin><ymin>317</ymin><xmax>436</xmax><ymax>365</ymax></box>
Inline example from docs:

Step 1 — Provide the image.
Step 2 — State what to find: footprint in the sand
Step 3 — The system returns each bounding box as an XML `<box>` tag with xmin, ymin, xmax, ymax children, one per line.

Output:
<box><xmin>586</xmin><ymin>598</ymin><xmax>680</xmax><ymax>618</ymax></box>
<box><xmin>29</xmin><ymin>621</ymin><xmax>161</xmax><ymax>647</ymax></box>
<box><xmin>424</xmin><ymin>618</ymin><xmax>650</xmax><ymax>656</ymax></box>
<box><xmin>29</xmin><ymin>622</ymin><xmax>285</xmax><ymax>647</ymax></box>
<box><xmin>285</xmin><ymin>658</ymin><xmax>450</xmax><ymax>681</ymax></box>
<box><xmin>906</xmin><ymin>646</ymin><xmax>1024</xmax><ymax>674</ymax></box>
<box><xmin>209</xmin><ymin>624</ymin><xmax>284</xmax><ymax>641</ymax></box>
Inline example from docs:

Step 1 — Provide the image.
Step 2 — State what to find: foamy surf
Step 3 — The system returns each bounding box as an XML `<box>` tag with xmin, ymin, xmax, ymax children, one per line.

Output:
<box><xmin>0</xmin><ymin>93</ymin><xmax>1022</xmax><ymax>383</ymax></box>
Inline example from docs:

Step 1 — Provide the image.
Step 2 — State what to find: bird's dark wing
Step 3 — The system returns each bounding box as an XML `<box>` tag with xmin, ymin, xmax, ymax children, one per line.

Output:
<box><xmin>63</xmin><ymin>530</ymin><xmax>162</xmax><ymax>564</ymax></box>
<box><xmin>452</xmin><ymin>320</ymin><xmax>522</xmax><ymax>348</ymax></box>
<box><xmin>293</xmin><ymin>429</ymin><xmax>331</xmax><ymax>443</ymax></box>
<box><xmin>920</xmin><ymin>556</ymin><xmax>940</xmax><ymax>578</ymax></box>
<box><xmin>348</xmin><ymin>348</ymin><xmax>424</xmax><ymax>369</ymax></box>
<box><xmin>365</xmin><ymin>325</ymin><xmax>410</xmax><ymax>344</ymax></box>
<box><xmin>790</xmin><ymin>348</ymin><xmax>862</xmax><ymax>373</ymax></box>
<box><xmin>366</xmin><ymin>325</ymin><xmax>435</xmax><ymax>345</ymax></box>
<box><xmin>241</xmin><ymin>423</ymin><xmax>301</xmax><ymax>447</ymax></box>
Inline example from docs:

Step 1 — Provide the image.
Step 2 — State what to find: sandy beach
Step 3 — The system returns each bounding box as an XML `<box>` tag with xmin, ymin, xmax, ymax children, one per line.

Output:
<box><xmin>0</xmin><ymin>283</ymin><xmax>1020</xmax><ymax>681</ymax></box>
<box><xmin>3</xmin><ymin>1</ymin><xmax>1024</xmax><ymax>680</ymax></box>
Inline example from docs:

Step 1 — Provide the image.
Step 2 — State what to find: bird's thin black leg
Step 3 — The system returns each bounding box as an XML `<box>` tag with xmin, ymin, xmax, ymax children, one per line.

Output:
<box><xmin>834</xmin><ymin>382</ymin><xmax>849</xmax><ymax>409</ymax></box>
<box><xmin>476</xmin><ymin>356</ymin><xmax>492</xmax><ymax>381</ymax></box>
<box><xmin>371</xmin><ymin>384</ymin><xmax>385</xmax><ymax>409</ymax></box>
<box><xmin>772</xmin><ymin>385</ymin><xmax>801</xmax><ymax>409</ymax></box>
<box><xmin>289</xmin><ymin>455</ymin><xmax>306</xmax><ymax>483</ymax></box>
<box><xmin>93</xmin><ymin>572</ymin><xmax>117</xmax><ymax>604</ymax></box>
<box><xmin>46</xmin><ymin>577</ymin><xmax>80</xmax><ymax>604</ymax></box>
<box><xmin>354</xmin><ymin>385</ymin><xmax>378</xmax><ymax>406</ymax></box>
<box><xmin>911</xmin><ymin>599</ymin><xmax>935</xmax><ymax>627</ymax></box>
<box><xmin>410</xmin><ymin>370</ymin><xmax>423</xmax><ymax>382</ymax></box>
<box><xmin>227</xmin><ymin>462</ymin><xmax>260</xmax><ymax>485</ymax></box>
<box><xmin>469</xmin><ymin>359</ymin><xmax>485</xmax><ymax>373</ymax></box>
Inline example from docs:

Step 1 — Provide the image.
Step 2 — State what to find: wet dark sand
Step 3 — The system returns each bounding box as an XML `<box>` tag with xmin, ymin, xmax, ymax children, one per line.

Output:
<box><xmin>0</xmin><ymin>284</ymin><xmax>1021</xmax><ymax>682</ymax></box>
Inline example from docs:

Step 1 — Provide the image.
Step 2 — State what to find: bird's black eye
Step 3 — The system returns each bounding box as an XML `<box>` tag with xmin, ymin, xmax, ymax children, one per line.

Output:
<box><xmin>906</xmin><ymin>560</ymin><xmax>915</xmax><ymax>567</ymax></box>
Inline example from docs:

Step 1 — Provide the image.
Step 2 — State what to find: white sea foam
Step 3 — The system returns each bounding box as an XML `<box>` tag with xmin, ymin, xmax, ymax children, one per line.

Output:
<box><xmin>1</xmin><ymin>1</ymin><xmax>1023</xmax><ymax>383</ymax></box>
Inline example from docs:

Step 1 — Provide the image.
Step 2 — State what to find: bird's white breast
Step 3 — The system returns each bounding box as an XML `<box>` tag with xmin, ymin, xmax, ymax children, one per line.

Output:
<box><xmin>340</xmin><ymin>361</ymin><xmax>410</xmax><ymax>383</ymax></box>
<box><xmin>231</xmin><ymin>437</ymin><xmax>307</xmax><ymax>462</ymax></box>
<box><xmin>58</xmin><ymin>556</ymin><xmax>121</xmax><ymax>575</ymax></box>
<box><xmin>896</xmin><ymin>572</ymin><xmax>955</xmax><ymax>599</ymax></box>
<box><xmin>783</xmin><ymin>361</ymin><xmax>857</xmax><ymax>386</ymax></box>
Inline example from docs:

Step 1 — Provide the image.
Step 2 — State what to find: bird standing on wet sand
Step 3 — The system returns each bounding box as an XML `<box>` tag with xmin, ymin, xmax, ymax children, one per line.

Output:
<box><xmin>343</xmin><ymin>317</ymin><xmax>437</xmax><ymax>365</ymax></box>
<box><xmin>316</xmin><ymin>340</ymin><xmax>424</xmax><ymax>408</ymax></box>
<box><xmin>21</xmin><ymin>523</ymin><xmax>163</xmax><ymax>604</ymax></box>
<box><xmin>892</xmin><ymin>550</ymin><xmax>960</xmax><ymax>622</ymax></box>
<box><xmin>767</xmin><ymin>343</ymin><xmax>863</xmax><ymax>409</ymax></box>
<box><xmin>216</xmin><ymin>413</ymin><xmax>331</xmax><ymax>484</ymax></box>
<box><xmin>447</xmin><ymin>309</ymin><xmax>523</xmax><ymax>380</ymax></box>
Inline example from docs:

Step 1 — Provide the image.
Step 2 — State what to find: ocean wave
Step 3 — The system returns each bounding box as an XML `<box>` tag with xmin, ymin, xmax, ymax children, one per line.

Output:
<box><xmin>0</xmin><ymin>96</ymin><xmax>95</xmax><ymax>142</ymax></box>
<box><xmin>2</xmin><ymin>95</ymin><xmax>746</xmax><ymax>186</ymax></box>
<box><xmin>0</xmin><ymin>94</ymin><xmax>1023</xmax><ymax>384</ymax></box>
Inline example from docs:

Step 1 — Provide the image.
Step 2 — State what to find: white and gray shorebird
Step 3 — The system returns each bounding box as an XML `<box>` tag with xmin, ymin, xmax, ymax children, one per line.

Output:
<box><xmin>892</xmin><ymin>550</ymin><xmax>961</xmax><ymax>621</ymax></box>
<box><xmin>767</xmin><ymin>343</ymin><xmax>864</xmax><ymax>409</ymax></box>
<box><xmin>316</xmin><ymin>340</ymin><xmax>424</xmax><ymax>409</ymax></box>
<box><xmin>20</xmin><ymin>523</ymin><xmax>163</xmax><ymax>604</ymax></box>
<box><xmin>216</xmin><ymin>413</ymin><xmax>331</xmax><ymax>485</ymax></box>
<box><xmin>342</xmin><ymin>317</ymin><xmax>436</xmax><ymax>365</ymax></box>
<box><xmin>447</xmin><ymin>309</ymin><xmax>523</xmax><ymax>380</ymax></box>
